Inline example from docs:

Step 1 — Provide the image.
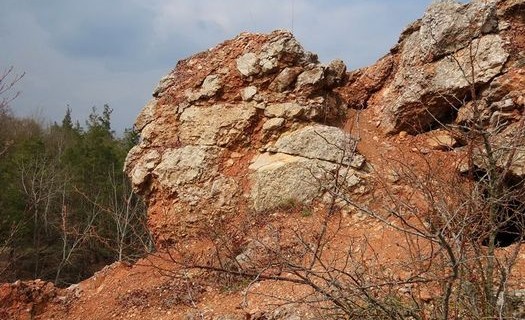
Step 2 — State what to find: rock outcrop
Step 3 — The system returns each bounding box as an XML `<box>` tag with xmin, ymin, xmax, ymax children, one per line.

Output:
<box><xmin>342</xmin><ymin>0</ymin><xmax>517</xmax><ymax>133</ymax></box>
<box><xmin>127</xmin><ymin>0</ymin><xmax>525</xmax><ymax>245</ymax></box>
<box><xmin>340</xmin><ymin>0</ymin><xmax>525</xmax><ymax>178</ymax></box>
<box><xmin>125</xmin><ymin>0</ymin><xmax>525</xmax><ymax>244</ymax></box>
<box><xmin>125</xmin><ymin>30</ymin><xmax>366</xmax><ymax>243</ymax></box>
<box><xmin>3</xmin><ymin>0</ymin><xmax>525</xmax><ymax>319</ymax></box>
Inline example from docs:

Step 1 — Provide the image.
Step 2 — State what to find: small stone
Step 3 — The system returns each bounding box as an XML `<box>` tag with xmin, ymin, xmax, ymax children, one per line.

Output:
<box><xmin>241</xmin><ymin>86</ymin><xmax>257</xmax><ymax>101</ymax></box>
<box><xmin>349</xmin><ymin>154</ymin><xmax>366</xmax><ymax>169</ymax></box>
<box><xmin>186</xmin><ymin>74</ymin><xmax>222</xmax><ymax>102</ymax></box>
<box><xmin>286</xmin><ymin>104</ymin><xmax>303</xmax><ymax>118</ymax></box>
<box><xmin>264</xmin><ymin>103</ymin><xmax>286</xmax><ymax>118</ymax></box>
<box><xmin>259</xmin><ymin>57</ymin><xmax>277</xmax><ymax>74</ymax></box>
<box><xmin>236</xmin><ymin>53</ymin><xmax>260</xmax><ymax>76</ymax></box>
<box><xmin>398</xmin><ymin>131</ymin><xmax>408</xmax><ymax>139</ymax></box>
<box><xmin>456</xmin><ymin>159</ymin><xmax>470</xmax><ymax>174</ymax></box>
<box><xmin>200</xmin><ymin>74</ymin><xmax>221</xmax><ymax>97</ymax></box>
<box><xmin>426</xmin><ymin>132</ymin><xmax>457</xmax><ymax>150</ymax></box>
<box><xmin>262</xmin><ymin>118</ymin><xmax>285</xmax><ymax>131</ymax></box>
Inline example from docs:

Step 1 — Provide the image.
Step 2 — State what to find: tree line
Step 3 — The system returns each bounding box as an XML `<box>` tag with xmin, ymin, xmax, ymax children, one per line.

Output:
<box><xmin>0</xmin><ymin>69</ymin><xmax>151</xmax><ymax>286</ymax></box>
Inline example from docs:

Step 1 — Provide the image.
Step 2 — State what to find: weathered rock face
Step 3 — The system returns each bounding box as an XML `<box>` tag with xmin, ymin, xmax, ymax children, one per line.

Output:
<box><xmin>382</xmin><ymin>1</ymin><xmax>509</xmax><ymax>133</ymax></box>
<box><xmin>126</xmin><ymin>0</ymin><xmax>525</xmax><ymax>243</ymax></box>
<box><xmin>250</xmin><ymin>125</ymin><xmax>363</xmax><ymax>212</ymax></box>
<box><xmin>341</xmin><ymin>0</ymin><xmax>523</xmax><ymax>133</ymax></box>
<box><xmin>125</xmin><ymin>30</ymin><xmax>365</xmax><ymax>243</ymax></box>
<box><xmin>339</xmin><ymin>0</ymin><xmax>525</xmax><ymax>178</ymax></box>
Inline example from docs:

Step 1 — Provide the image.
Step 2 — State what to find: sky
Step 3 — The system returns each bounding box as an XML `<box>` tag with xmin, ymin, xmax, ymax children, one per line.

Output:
<box><xmin>1</xmin><ymin>0</ymin><xmax>437</xmax><ymax>133</ymax></box>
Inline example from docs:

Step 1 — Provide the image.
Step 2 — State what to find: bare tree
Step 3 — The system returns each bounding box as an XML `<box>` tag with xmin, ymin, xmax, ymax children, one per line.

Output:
<box><xmin>0</xmin><ymin>66</ymin><xmax>23</xmax><ymax>111</ymax></box>
<box><xmin>0</xmin><ymin>66</ymin><xmax>24</xmax><ymax>158</ymax></box>
<box><xmin>74</xmin><ymin>169</ymin><xmax>153</xmax><ymax>263</ymax></box>
<box><xmin>0</xmin><ymin>222</ymin><xmax>21</xmax><ymax>281</ymax></box>
<box><xmin>17</xmin><ymin>151</ymin><xmax>62</xmax><ymax>278</ymax></box>
<box><xmin>54</xmin><ymin>189</ymin><xmax>99</xmax><ymax>284</ymax></box>
<box><xmin>107</xmin><ymin>169</ymin><xmax>152</xmax><ymax>262</ymax></box>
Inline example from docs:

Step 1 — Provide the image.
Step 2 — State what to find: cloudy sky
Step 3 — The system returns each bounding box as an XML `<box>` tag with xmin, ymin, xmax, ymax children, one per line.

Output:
<box><xmin>1</xmin><ymin>0</ymin><xmax>436</xmax><ymax>133</ymax></box>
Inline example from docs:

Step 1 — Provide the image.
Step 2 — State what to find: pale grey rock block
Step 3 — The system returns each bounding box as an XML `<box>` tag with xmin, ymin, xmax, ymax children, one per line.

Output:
<box><xmin>249</xmin><ymin>152</ymin><xmax>361</xmax><ymax>212</ymax></box>
<box><xmin>127</xmin><ymin>149</ymin><xmax>161</xmax><ymax>189</ymax></box>
<box><xmin>236</xmin><ymin>53</ymin><xmax>260</xmax><ymax>76</ymax></box>
<box><xmin>272</xmin><ymin>125</ymin><xmax>365</xmax><ymax>168</ymax></box>
<box><xmin>241</xmin><ymin>86</ymin><xmax>258</xmax><ymax>101</ymax></box>
<box><xmin>296</xmin><ymin>66</ymin><xmax>325</xmax><ymax>88</ymax></box>
<box><xmin>154</xmin><ymin>146</ymin><xmax>221</xmax><ymax>190</ymax></box>
<box><xmin>179</xmin><ymin>104</ymin><xmax>257</xmax><ymax>146</ymax></box>
<box><xmin>262</xmin><ymin>117</ymin><xmax>285</xmax><ymax>132</ymax></box>
<box><xmin>187</xmin><ymin>74</ymin><xmax>222</xmax><ymax>102</ymax></box>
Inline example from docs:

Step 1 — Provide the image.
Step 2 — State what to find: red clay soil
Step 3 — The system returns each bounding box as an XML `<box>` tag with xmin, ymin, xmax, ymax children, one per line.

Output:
<box><xmin>2</xmin><ymin>106</ymin><xmax>524</xmax><ymax>320</ymax></box>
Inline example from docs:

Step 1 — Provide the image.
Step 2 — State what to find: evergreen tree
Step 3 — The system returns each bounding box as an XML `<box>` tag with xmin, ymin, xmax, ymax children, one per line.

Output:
<box><xmin>0</xmin><ymin>106</ymin><xmax>151</xmax><ymax>286</ymax></box>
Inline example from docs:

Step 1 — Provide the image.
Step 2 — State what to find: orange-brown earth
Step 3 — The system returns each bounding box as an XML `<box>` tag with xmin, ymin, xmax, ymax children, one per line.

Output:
<box><xmin>2</xmin><ymin>0</ymin><xmax>525</xmax><ymax>319</ymax></box>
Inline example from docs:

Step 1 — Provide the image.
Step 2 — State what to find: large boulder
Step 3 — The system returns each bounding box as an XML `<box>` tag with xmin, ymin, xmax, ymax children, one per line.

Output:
<box><xmin>125</xmin><ymin>31</ymin><xmax>365</xmax><ymax>243</ymax></box>
<box><xmin>250</xmin><ymin>125</ymin><xmax>364</xmax><ymax>212</ymax></box>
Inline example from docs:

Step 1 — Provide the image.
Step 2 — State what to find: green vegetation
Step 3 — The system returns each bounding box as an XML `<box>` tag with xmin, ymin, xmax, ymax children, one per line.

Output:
<box><xmin>0</xmin><ymin>103</ymin><xmax>152</xmax><ymax>286</ymax></box>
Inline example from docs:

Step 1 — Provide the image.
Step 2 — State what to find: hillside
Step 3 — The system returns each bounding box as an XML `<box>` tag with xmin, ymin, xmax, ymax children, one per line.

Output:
<box><xmin>2</xmin><ymin>0</ymin><xmax>525</xmax><ymax>319</ymax></box>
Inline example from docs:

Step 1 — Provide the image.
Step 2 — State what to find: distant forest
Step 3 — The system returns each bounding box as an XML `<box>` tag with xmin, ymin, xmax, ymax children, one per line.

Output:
<box><xmin>1</xmin><ymin>69</ymin><xmax>152</xmax><ymax>286</ymax></box>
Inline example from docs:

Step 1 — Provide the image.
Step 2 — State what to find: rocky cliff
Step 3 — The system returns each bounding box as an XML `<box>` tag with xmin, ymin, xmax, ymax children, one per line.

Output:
<box><xmin>123</xmin><ymin>30</ymin><xmax>369</xmax><ymax>246</ymax></box>
<box><xmin>3</xmin><ymin>0</ymin><xmax>525</xmax><ymax>319</ymax></box>
<box><xmin>124</xmin><ymin>0</ymin><xmax>525</xmax><ymax>247</ymax></box>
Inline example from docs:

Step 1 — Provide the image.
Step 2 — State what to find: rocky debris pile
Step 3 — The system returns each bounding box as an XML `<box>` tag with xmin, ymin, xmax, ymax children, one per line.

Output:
<box><xmin>0</xmin><ymin>279</ymin><xmax>77</xmax><ymax>319</ymax></box>
<box><xmin>125</xmin><ymin>30</ymin><xmax>367</xmax><ymax>243</ymax></box>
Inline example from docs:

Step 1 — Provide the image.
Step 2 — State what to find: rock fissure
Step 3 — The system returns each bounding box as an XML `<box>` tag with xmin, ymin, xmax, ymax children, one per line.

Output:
<box><xmin>259</xmin><ymin>148</ymin><xmax>361</xmax><ymax>168</ymax></box>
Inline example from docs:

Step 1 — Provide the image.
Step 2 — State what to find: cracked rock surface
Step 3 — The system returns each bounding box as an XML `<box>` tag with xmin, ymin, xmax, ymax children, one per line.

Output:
<box><xmin>124</xmin><ymin>30</ymin><xmax>362</xmax><ymax>243</ymax></box>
